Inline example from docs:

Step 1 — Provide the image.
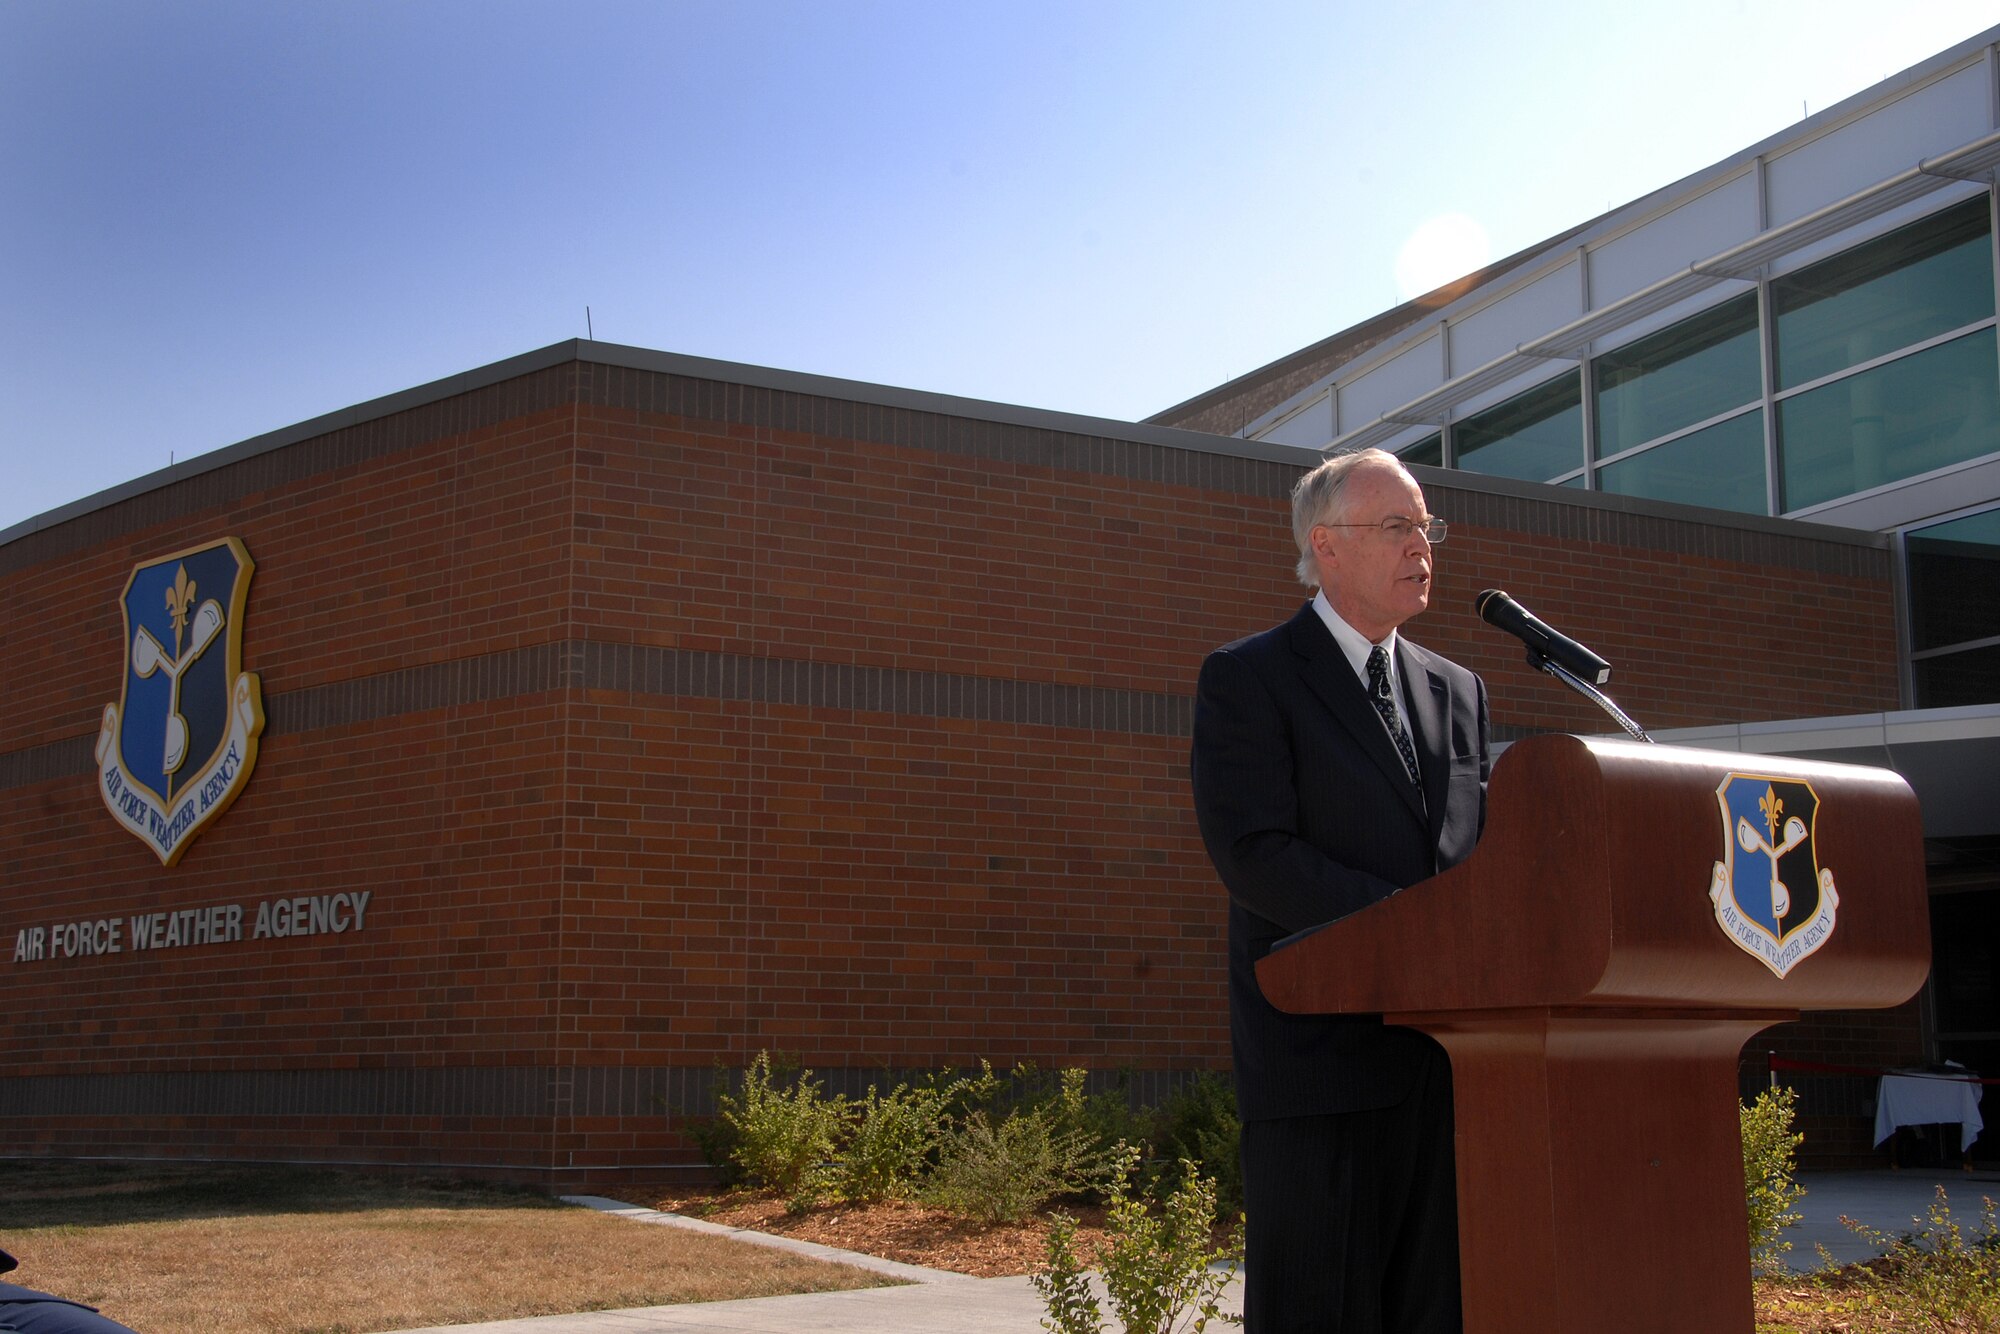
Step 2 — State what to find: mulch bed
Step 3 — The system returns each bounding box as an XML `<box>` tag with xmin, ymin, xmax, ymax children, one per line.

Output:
<box><xmin>653</xmin><ymin>1189</ymin><xmax>1109</xmax><ymax>1278</ymax></box>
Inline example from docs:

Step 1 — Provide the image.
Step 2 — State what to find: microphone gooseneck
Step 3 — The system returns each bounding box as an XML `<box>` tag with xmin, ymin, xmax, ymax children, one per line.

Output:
<box><xmin>1473</xmin><ymin>589</ymin><xmax>1652</xmax><ymax>743</ymax></box>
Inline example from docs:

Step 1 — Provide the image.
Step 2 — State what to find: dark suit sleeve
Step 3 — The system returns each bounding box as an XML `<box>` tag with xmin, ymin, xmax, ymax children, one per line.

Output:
<box><xmin>1191</xmin><ymin>644</ymin><xmax>1401</xmax><ymax>935</ymax></box>
<box><xmin>0</xmin><ymin>1295</ymin><xmax>143</xmax><ymax>1334</ymax></box>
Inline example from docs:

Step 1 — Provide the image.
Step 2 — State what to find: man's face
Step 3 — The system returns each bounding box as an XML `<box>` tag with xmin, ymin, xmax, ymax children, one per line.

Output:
<box><xmin>1311</xmin><ymin>460</ymin><xmax>1435</xmax><ymax>642</ymax></box>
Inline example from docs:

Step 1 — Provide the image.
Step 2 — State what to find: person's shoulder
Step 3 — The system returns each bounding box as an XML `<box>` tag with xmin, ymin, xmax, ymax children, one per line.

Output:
<box><xmin>1401</xmin><ymin>636</ymin><xmax>1483</xmax><ymax>686</ymax></box>
<box><xmin>1207</xmin><ymin>604</ymin><xmax>1313</xmax><ymax>663</ymax></box>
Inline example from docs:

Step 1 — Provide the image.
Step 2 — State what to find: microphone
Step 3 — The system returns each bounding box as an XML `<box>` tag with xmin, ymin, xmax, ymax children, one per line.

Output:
<box><xmin>1474</xmin><ymin>589</ymin><xmax>1612</xmax><ymax>685</ymax></box>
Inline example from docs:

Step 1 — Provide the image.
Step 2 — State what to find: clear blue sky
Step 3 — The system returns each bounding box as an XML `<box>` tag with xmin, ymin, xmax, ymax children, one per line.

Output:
<box><xmin>5</xmin><ymin>0</ymin><xmax>1997</xmax><ymax>533</ymax></box>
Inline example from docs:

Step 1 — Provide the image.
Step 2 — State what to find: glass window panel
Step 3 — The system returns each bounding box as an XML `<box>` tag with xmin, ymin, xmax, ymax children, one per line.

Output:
<box><xmin>1772</xmin><ymin>196</ymin><xmax>1994</xmax><ymax>390</ymax></box>
<box><xmin>1453</xmin><ymin>373</ymin><xmax>1582</xmax><ymax>483</ymax></box>
<box><xmin>1777</xmin><ymin>327</ymin><xmax>2000</xmax><ymax>511</ymax></box>
<box><xmin>1593</xmin><ymin>293</ymin><xmax>1762</xmax><ymax>458</ymax></box>
<box><xmin>1598</xmin><ymin>410</ymin><xmax>1767</xmax><ymax>514</ymax></box>
<box><xmin>1396</xmin><ymin>433</ymin><xmax>1443</xmax><ymax>467</ymax></box>
<box><xmin>1913</xmin><ymin>642</ymin><xmax>2000</xmax><ymax>709</ymax></box>
<box><xmin>1907</xmin><ymin>507</ymin><xmax>2000</xmax><ymax>651</ymax></box>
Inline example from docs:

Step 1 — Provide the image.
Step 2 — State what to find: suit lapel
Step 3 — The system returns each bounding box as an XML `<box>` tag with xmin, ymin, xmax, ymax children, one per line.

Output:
<box><xmin>1400</xmin><ymin>642</ymin><xmax>1454</xmax><ymax>844</ymax></box>
<box><xmin>1284</xmin><ymin>606</ymin><xmax>1427</xmax><ymax>823</ymax></box>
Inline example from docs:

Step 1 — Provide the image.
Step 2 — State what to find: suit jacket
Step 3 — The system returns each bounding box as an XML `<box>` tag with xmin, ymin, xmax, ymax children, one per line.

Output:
<box><xmin>0</xmin><ymin>1282</ymin><xmax>140</xmax><ymax>1333</ymax></box>
<box><xmin>1191</xmin><ymin>602</ymin><xmax>1489</xmax><ymax>1123</ymax></box>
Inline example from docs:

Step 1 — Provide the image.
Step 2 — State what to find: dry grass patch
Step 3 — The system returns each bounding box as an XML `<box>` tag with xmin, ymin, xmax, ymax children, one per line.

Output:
<box><xmin>1</xmin><ymin>1162</ymin><xmax>891</xmax><ymax>1334</ymax></box>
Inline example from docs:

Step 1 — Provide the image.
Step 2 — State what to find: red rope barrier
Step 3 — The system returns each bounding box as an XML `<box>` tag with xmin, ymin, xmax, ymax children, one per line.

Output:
<box><xmin>1766</xmin><ymin>1053</ymin><xmax>2000</xmax><ymax>1085</ymax></box>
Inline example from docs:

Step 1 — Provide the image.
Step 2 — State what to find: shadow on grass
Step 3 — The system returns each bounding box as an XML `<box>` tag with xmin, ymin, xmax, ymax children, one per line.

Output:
<box><xmin>0</xmin><ymin>1159</ymin><xmax>564</xmax><ymax>1229</ymax></box>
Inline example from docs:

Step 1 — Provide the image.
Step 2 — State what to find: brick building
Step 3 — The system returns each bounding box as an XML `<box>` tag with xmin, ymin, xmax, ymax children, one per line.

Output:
<box><xmin>0</xmin><ymin>341</ymin><xmax>1912</xmax><ymax>1186</ymax></box>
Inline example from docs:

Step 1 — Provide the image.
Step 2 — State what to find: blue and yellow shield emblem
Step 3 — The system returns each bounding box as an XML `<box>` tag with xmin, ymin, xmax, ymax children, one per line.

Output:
<box><xmin>1707</xmin><ymin>772</ymin><xmax>1839</xmax><ymax>978</ymax></box>
<box><xmin>94</xmin><ymin>537</ymin><xmax>264</xmax><ymax>866</ymax></box>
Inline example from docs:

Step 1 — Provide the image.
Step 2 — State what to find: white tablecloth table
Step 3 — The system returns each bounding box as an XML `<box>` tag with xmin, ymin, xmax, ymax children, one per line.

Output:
<box><xmin>1874</xmin><ymin>1070</ymin><xmax>1984</xmax><ymax>1151</ymax></box>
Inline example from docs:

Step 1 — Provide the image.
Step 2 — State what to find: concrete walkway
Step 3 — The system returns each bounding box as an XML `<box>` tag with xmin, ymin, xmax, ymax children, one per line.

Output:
<box><xmin>384</xmin><ymin>1274</ymin><xmax>1077</xmax><ymax>1334</ymax></box>
<box><xmin>382</xmin><ymin>1193</ymin><xmax>1241</xmax><ymax>1334</ymax></box>
<box><xmin>1782</xmin><ymin>1168</ymin><xmax>2000</xmax><ymax>1269</ymax></box>
<box><xmin>382</xmin><ymin>1170</ymin><xmax>2000</xmax><ymax>1333</ymax></box>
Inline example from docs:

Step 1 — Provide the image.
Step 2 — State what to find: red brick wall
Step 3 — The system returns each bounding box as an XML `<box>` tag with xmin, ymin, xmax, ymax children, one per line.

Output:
<box><xmin>1748</xmin><ymin>1001</ymin><xmax>1929</xmax><ymax>1169</ymax></box>
<box><xmin>0</xmin><ymin>347</ymin><xmax>1910</xmax><ymax>1186</ymax></box>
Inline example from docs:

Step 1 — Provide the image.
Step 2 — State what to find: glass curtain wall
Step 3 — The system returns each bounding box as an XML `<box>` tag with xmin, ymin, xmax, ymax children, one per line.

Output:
<box><xmin>1592</xmin><ymin>292</ymin><xmax>1766</xmax><ymax>513</ymax></box>
<box><xmin>1413</xmin><ymin>193</ymin><xmax>1999</xmax><ymax>516</ymax></box>
<box><xmin>1396</xmin><ymin>433</ymin><xmax>1443</xmax><ymax>467</ymax></box>
<box><xmin>1453</xmin><ymin>373</ymin><xmax>1583</xmax><ymax>482</ymax></box>
<box><xmin>1905</xmin><ymin>506</ymin><xmax>2000</xmax><ymax>707</ymax></box>
<box><xmin>1773</xmin><ymin>197</ymin><xmax>1999</xmax><ymax>511</ymax></box>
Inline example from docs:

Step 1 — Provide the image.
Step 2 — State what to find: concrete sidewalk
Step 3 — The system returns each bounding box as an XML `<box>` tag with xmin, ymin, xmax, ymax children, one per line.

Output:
<box><xmin>382</xmin><ymin>1193</ymin><xmax>1242</xmax><ymax>1334</ymax></box>
<box><xmin>383</xmin><ymin>1169</ymin><xmax>2000</xmax><ymax>1333</ymax></box>
<box><xmin>384</xmin><ymin>1274</ymin><xmax>1087</xmax><ymax>1334</ymax></box>
<box><xmin>1782</xmin><ymin>1168</ymin><xmax>2000</xmax><ymax>1269</ymax></box>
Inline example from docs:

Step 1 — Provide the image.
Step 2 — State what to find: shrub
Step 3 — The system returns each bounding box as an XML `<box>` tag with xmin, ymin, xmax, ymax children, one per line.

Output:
<box><xmin>674</xmin><ymin>1061</ymin><xmax>747</xmax><ymax>1187</ymax></box>
<box><xmin>701</xmin><ymin>1052</ymin><xmax>1240</xmax><ymax>1225</ymax></box>
<box><xmin>1035</xmin><ymin>1146</ymin><xmax>1244</xmax><ymax>1334</ymax></box>
<box><xmin>1148</xmin><ymin>1073</ymin><xmax>1241</xmax><ymax>1216</ymax></box>
<box><xmin>685</xmin><ymin>1110</ymin><xmax>746</xmax><ymax>1189</ymax></box>
<box><xmin>1741</xmin><ymin>1084</ymin><xmax>1805</xmax><ymax>1275</ymax></box>
<box><xmin>1080</xmin><ymin>1070</ymin><xmax>1154</xmax><ymax>1166</ymax></box>
<box><xmin>834</xmin><ymin>1081</ymin><xmax>939</xmax><ymax>1204</ymax></box>
<box><xmin>714</xmin><ymin>1050</ymin><xmax>848</xmax><ymax>1211</ymax></box>
<box><xmin>927</xmin><ymin>1067</ymin><xmax>1123</xmax><ymax>1223</ymax></box>
<box><xmin>834</xmin><ymin>1068</ymin><xmax>990</xmax><ymax>1204</ymax></box>
<box><xmin>1036</xmin><ymin>1209</ymin><xmax>1106</xmax><ymax>1334</ymax></box>
<box><xmin>1818</xmin><ymin>1187</ymin><xmax>2000</xmax><ymax>1333</ymax></box>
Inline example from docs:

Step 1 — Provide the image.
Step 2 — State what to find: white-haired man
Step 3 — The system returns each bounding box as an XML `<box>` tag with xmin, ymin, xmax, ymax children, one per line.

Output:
<box><xmin>1191</xmin><ymin>448</ymin><xmax>1489</xmax><ymax>1334</ymax></box>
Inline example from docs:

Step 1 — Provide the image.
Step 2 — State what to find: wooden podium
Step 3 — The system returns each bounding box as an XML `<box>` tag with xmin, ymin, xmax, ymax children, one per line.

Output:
<box><xmin>1255</xmin><ymin>733</ymin><xmax>1930</xmax><ymax>1334</ymax></box>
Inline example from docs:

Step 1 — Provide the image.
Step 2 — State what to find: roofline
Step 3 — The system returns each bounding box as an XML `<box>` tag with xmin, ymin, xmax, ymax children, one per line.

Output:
<box><xmin>1</xmin><ymin>339</ymin><xmax>1889</xmax><ymax>559</ymax></box>
<box><xmin>1145</xmin><ymin>216</ymin><xmax>1604</xmax><ymax>430</ymax></box>
<box><xmin>0</xmin><ymin>340</ymin><xmax>1321</xmax><ymax>550</ymax></box>
<box><xmin>1169</xmin><ymin>20</ymin><xmax>2000</xmax><ymax>433</ymax></box>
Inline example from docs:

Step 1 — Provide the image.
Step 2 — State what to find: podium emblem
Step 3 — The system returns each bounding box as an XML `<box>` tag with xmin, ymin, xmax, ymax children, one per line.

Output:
<box><xmin>95</xmin><ymin>537</ymin><xmax>265</xmax><ymax>866</ymax></box>
<box><xmin>1708</xmin><ymin>773</ymin><xmax>1839</xmax><ymax>978</ymax></box>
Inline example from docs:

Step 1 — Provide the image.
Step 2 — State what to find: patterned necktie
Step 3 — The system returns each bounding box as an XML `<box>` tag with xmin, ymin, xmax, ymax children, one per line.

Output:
<box><xmin>1366</xmin><ymin>645</ymin><xmax>1422</xmax><ymax>787</ymax></box>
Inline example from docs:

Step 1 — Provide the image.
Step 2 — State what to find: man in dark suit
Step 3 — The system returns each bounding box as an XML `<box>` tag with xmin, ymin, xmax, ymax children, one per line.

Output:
<box><xmin>1191</xmin><ymin>447</ymin><xmax>1488</xmax><ymax>1334</ymax></box>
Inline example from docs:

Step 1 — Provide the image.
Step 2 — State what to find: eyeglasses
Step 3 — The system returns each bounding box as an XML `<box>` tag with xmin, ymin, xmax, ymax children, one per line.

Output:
<box><xmin>1320</xmin><ymin>516</ymin><xmax>1448</xmax><ymax>543</ymax></box>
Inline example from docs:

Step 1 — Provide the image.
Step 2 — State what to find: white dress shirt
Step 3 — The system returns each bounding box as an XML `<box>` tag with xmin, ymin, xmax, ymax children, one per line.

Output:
<box><xmin>1311</xmin><ymin>588</ymin><xmax>1419</xmax><ymax>756</ymax></box>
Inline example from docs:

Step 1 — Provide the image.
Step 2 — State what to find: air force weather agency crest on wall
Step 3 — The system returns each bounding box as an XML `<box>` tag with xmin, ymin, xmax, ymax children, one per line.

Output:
<box><xmin>95</xmin><ymin>537</ymin><xmax>264</xmax><ymax>866</ymax></box>
<box><xmin>1708</xmin><ymin>772</ymin><xmax>1839</xmax><ymax>979</ymax></box>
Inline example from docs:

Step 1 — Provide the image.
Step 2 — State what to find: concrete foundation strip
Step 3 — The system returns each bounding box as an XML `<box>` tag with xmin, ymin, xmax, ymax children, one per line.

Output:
<box><xmin>560</xmin><ymin>1195</ymin><xmax>976</xmax><ymax>1286</ymax></box>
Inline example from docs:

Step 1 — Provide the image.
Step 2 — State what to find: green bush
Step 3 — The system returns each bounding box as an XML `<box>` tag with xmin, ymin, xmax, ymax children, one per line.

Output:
<box><xmin>1036</xmin><ymin>1210</ymin><xmax>1107</xmax><ymax>1334</ymax></box>
<box><xmin>927</xmin><ymin>1067</ymin><xmax>1123</xmax><ymax>1223</ymax></box>
<box><xmin>1034</xmin><ymin>1146</ymin><xmax>1244</xmax><ymax>1334</ymax></box>
<box><xmin>1058</xmin><ymin>1069</ymin><xmax>1241</xmax><ymax>1215</ymax></box>
<box><xmin>1080</xmin><ymin>1070</ymin><xmax>1154</xmax><ymax>1166</ymax></box>
<box><xmin>834</xmin><ymin>1068</ymin><xmax>991</xmax><ymax>1205</ymax></box>
<box><xmin>676</xmin><ymin>1061</ymin><xmax>748</xmax><ymax>1187</ymax></box>
<box><xmin>1147</xmin><ymin>1073</ymin><xmax>1241</xmax><ymax>1216</ymax></box>
<box><xmin>714</xmin><ymin>1051</ymin><xmax>848</xmax><ymax>1211</ymax></box>
<box><xmin>699</xmin><ymin>1052</ymin><xmax>1242</xmax><ymax>1226</ymax></box>
<box><xmin>1741</xmin><ymin>1084</ymin><xmax>1805</xmax><ymax>1274</ymax></box>
<box><xmin>685</xmin><ymin>1110</ymin><xmax>746</xmax><ymax>1189</ymax></box>
<box><xmin>834</xmin><ymin>1082</ymin><xmax>938</xmax><ymax>1204</ymax></box>
<box><xmin>1815</xmin><ymin>1186</ymin><xmax>2000</xmax><ymax>1332</ymax></box>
